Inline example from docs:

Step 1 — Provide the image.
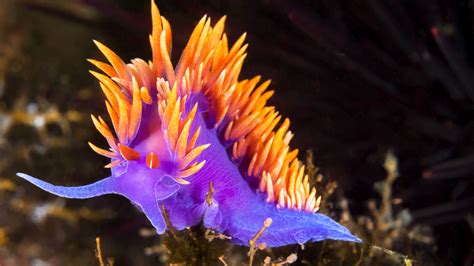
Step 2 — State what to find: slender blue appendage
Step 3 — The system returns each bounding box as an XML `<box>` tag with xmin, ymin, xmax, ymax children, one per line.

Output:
<box><xmin>17</xmin><ymin>172</ymin><xmax>168</xmax><ymax>234</ymax></box>
<box><xmin>134</xmin><ymin>197</ymin><xmax>167</xmax><ymax>234</ymax></box>
<box><xmin>16</xmin><ymin>173</ymin><xmax>117</xmax><ymax>199</ymax></box>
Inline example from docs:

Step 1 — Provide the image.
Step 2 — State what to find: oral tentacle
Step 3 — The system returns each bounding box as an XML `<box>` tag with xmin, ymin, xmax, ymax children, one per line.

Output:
<box><xmin>133</xmin><ymin>196</ymin><xmax>167</xmax><ymax>234</ymax></box>
<box><xmin>16</xmin><ymin>173</ymin><xmax>117</xmax><ymax>199</ymax></box>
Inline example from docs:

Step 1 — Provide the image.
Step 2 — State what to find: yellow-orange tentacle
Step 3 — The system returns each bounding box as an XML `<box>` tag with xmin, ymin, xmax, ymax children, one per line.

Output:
<box><xmin>157</xmin><ymin>79</ymin><xmax>210</xmax><ymax>181</ymax></box>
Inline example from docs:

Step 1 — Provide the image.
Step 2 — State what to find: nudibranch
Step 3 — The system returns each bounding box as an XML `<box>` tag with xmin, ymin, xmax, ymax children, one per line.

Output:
<box><xmin>17</xmin><ymin>2</ymin><xmax>360</xmax><ymax>247</ymax></box>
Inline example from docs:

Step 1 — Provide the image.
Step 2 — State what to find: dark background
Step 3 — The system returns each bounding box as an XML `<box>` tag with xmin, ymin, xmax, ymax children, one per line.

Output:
<box><xmin>0</xmin><ymin>0</ymin><xmax>473</xmax><ymax>265</ymax></box>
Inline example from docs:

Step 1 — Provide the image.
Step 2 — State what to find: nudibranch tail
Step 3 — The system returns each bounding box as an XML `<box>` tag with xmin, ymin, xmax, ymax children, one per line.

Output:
<box><xmin>226</xmin><ymin>206</ymin><xmax>362</xmax><ymax>247</ymax></box>
<box><xmin>16</xmin><ymin>0</ymin><xmax>361</xmax><ymax>248</ymax></box>
<box><xmin>16</xmin><ymin>173</ymin><xmax>117</xmax><ymax>199</ymax></box>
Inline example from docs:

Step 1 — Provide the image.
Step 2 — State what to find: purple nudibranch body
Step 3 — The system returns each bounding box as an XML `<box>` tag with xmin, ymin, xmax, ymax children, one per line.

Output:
<box><xmin>17</xmin><ymin>1</ymin><xmax>361</xmax><ymax>247</ymax></box>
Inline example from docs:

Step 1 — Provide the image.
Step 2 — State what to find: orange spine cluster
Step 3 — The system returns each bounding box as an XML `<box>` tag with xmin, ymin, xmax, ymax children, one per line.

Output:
<box><xmin>87</xmin><ymin>70</ymin><xmax>154</xmax><ymax>168</ymax></box>
<box><xmin>157</xmin><ymin>80</ymin><xmax>209</xmax><ymax>184</ymax></box>
<box><xmin>88</xmin><ymin>1</ymin><xmax>321</xmax><ymax>213</ymax></box>
<box><xmin>168</xmin><ymin>8</ymin><xmax>321</xmax><ymax>212</ymax></box>
<box><xmin>87</xmin><ymin>7</ymin><xmax>209</xmax><ymax>174</ymax></box>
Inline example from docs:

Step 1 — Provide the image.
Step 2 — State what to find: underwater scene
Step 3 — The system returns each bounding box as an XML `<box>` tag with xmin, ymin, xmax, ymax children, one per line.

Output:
<box><xmin>0</xmin><ymin>0</ymin><xmax>473</xmax><ymax>265</ymax></box>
